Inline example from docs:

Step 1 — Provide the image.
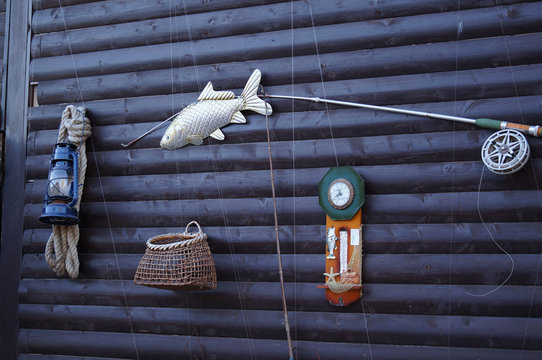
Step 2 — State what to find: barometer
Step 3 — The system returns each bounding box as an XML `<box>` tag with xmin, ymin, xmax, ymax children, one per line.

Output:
<box><xmin>318</xmin><ymin>167</ymin><xmax>365</xmax><ymax>307</ymax></box>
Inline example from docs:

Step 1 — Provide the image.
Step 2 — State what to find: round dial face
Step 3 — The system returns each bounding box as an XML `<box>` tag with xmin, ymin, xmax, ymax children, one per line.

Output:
<box><xmin>327</xmin><ymin>178</ymin><xmax>354</xmax><ymax>209</ymax></box>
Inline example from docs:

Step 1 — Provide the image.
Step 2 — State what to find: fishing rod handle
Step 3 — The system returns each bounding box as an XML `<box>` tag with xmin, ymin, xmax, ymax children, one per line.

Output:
<box><xmin>475</xmin><ymin>118</ymin><xmax>542</xmax><ymax>137</ymax></box>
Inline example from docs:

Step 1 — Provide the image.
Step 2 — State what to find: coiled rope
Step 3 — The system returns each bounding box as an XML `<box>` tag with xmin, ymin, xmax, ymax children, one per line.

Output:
<box><xmin>44</xmin><ymin>105</ymin><xmax>92</xmax><ymax>278</ymax></box>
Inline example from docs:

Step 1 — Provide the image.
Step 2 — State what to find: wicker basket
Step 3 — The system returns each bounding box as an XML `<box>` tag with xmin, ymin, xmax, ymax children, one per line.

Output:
<box><xmin>134</xmin><ymin>221</ymin><xmax>217</xmax><ymax>290</ymax></box>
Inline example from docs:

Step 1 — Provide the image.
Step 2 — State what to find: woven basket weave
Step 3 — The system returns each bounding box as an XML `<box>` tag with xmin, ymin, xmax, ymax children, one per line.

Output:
<box><xmin>134</xmin><ymin>221</ymin><xmax>217</xmax><ymax>290</ymax></box>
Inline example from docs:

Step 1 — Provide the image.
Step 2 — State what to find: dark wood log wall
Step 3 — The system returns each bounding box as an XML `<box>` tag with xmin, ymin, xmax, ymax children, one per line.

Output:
<box><xmin>0</xmin><ymin>0</ymin><xmax>5</xmax><ymax>217</ymax></box>
<box><xmin>19</xmin><ymin>0</ymin><xmax>542</xmax><ymax>359</ymax></box>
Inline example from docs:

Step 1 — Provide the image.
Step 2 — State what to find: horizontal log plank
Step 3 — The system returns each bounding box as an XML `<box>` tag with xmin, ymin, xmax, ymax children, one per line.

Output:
<box><xmin>27</xmin><ymin>95</ymin><xmax>542</xmax><ymax>155</ymax></box>
<box><xmin>17</xmin><ymin>329</ymin><xmax>542</xmax><ymax>360</ymax></box>
<box><xmin>18</xmin><ymin>280</ymin><xmax>542</xmax><ymax>318</ymax></box>
<box><xmin>31</xmin><ymin>0</ymin><xmax>289</xmax><ymax>33</ymax></box>
<box><xmin>32</xmin><ymin>0</ymin><xmax>103</xmax><ymax>11</ymax></box>
<box><xmin>33</xmin><ymin>2</ymin><xmax>302</xmax><ymax>56</ymax></box>
<box><xmin>18</xmin><ymin>304</ymin><xmax>542</xmax><ymax>349</ymax></box>
<box><xmin>35</xmin><ymin>32</ymin><xmax>542</xmax><ymax>104</ymax></box>
<box><xmin>26</xmin><ymin>64</ymin><xmax>542</xmax><ymax>139</ymax></box>
<box><xmin>19</xmin><ymin>279</ymin><xmax>542</xmax><ymax>317</ymax></box>
<box><xmin>24</xmin><ymin>190</ymin><xmax>542</xmax><ymax>228</ymax></box>
<box><xmin>24</xmin><ymin>132</ymin><xmax>485</xmax><ymax>178</ymax></box>
<box><xmin>31</xmin><ymin>0</ymin><xmax>533</xmax><ymax>32</ymax></box>
<box><xmin>29</xmin><ymin>2</ymin><xmax>542</xmax><ymax>81</ymax></box>
<box><xmin>19</xmin><ymin>355</ymin><xmax>126</xmax><ymax>360</ymax></box>
<box><xmin>20</xmin><ymin>253</ymin><xmax>538</xmax><ymax>285</ymax></box>
<box><xmin>29</xmin><ymin>126</ymin><xmax>542</xmax><ymax>179</ymax></box>
<box><xmin>22</xmin><ymin>222</ymin><xmax>542</xmax><ymax>255</ymax></box>
<box><xmin>28</xmin><ymin>79</ymin><xmax>542</xmax><ymax>132</ymax></box>
<box><xmin>32</xmin><ymin>0</ymin><xmax>478</xmax><ymax>57</ymax></box>
<box><xmin>31</xmin><ymin>0</ymin><xmax>529</xmax><ymax>55</ymax></box>
<box><xmin>24</xmin><ymin>160</ymin><xmax>542</xmax><ymax>204</ymax></box>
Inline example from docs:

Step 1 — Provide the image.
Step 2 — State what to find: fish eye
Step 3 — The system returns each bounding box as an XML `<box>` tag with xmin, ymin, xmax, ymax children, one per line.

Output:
<box><xmin>166</xmin><ymin>135</ymin><xmax>170</xmax><ymax>140</ymax></box>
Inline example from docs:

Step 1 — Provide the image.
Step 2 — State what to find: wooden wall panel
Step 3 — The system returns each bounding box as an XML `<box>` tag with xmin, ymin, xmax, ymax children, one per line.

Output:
<box><xmin>1</xmin><ymin>0</ymin><xmax>30</xmax><ymax>359</ymax></box>
<box><xmin>20</xmin><ymin>0</ymin><xmax>542</xmax><ymax>359</ymax></box>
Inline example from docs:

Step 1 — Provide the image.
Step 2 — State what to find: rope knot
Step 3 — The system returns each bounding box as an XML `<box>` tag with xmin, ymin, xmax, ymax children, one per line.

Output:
<box><xmin>59</xmin><ymin>105</ymin><xmax>92</xmax><ymax>146</ymax></box>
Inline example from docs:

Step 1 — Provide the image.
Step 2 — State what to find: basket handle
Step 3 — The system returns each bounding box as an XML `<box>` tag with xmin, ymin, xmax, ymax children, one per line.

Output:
<box><xmin>184</xmin><ymin>221</ymin><xmax>202</xmax><ymax>235</ymax></box>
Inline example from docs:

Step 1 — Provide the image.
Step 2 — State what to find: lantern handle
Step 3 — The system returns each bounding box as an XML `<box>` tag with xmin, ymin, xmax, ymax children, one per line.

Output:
<box><xmin>68</xmin><ymin>151</ymin><xmax>79</xmax><ymax>208</ymax></box>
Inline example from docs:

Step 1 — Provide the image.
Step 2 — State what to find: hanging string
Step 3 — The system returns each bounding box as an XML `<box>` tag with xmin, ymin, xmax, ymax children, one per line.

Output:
<box><xmin>307</xmin><ymin>0</ymin><xmax>338</xmax><ymax>167</ymax></box>
<box><xmin>464</xmin><ymin>0</ymin><xmax>540</xmax><ymax>298</ymax></box>
<box><xmin>464</xmin><ymin>167</ymin><xmax>515</xmax><ymax>297</ymax></box>
<box><xmin>490</xmin><ymin>2</ymin><xmax>542</xmax><ymax>354</ymax></box>
<box><xmin>306</xmin><ymin>0</ymin><xmax>372</xmax><ymax>357</ymax></box>
<box><xmin>178</xmin><ymin>0</ymin><xmax>257</xmax><ymax>357</ymax></box>
<box><xmin>55</xmin><ymin>2</ymin><xmax>140</xmax><ymax>358</ymax></box>
<box><xmin>446</xmin><ymin>1</ymin><xmax>461</xmax><ymax>356</ymax></box>
<box><xmin>261</xmin><ymin>86</ymin><xmax>295</xmax><ymax>360</ymax></box>
<box><xmin>290</xmin><ymin>0</ymin><xmax>298</xmax><ymax>353</ymax></box>
<box><xmin>44</xmin><ymin>105</ymin><xmax>91</xmax><ymax>278</ymax></box>
<box><xmin>167</xmin><ymin>3</ymin><xmax>194</xmax><ymax>358</ymax></box>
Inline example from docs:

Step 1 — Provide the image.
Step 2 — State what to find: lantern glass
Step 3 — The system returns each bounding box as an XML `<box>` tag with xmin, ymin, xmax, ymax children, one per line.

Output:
<box><xmin>47</xmin><ymin>166</ymin><xmax>74</xmax><ymax>200</ymax></box>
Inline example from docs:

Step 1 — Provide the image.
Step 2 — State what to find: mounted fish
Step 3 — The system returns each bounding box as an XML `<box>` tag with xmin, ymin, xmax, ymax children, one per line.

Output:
<box><xmin>159</xmin><ymin>69</ymin><xmax>272</xmax><ymax>150</ymax></box>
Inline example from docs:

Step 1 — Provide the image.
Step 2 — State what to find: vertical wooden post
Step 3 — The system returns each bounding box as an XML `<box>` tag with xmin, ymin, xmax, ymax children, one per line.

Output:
<box><xmin>0</xmin><ymin>0</ymin><xmax>31</xmax><ymax>359</ymax></box>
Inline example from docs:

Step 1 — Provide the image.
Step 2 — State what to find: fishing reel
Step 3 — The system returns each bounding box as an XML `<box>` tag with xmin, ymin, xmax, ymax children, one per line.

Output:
<box><xmin>481</xmin><ymin>129</ymin><xmax>530</xmax><ymax>175</ymax></box>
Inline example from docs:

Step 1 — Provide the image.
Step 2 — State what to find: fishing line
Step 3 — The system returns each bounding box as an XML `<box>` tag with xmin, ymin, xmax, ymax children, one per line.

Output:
<box><xmin>464</xmin><ymin>166</ymin><xmax>515</xmax><ymax>297</ymax></box>
<box><xmin>446</xmin><ymin>2</ymin><xmax>460</xmax><ymax>356</ymax></box>
<box><xmin>179</xmin><ymin>1</ymin><xmax>257</xmax><ymax>358</ymax></box>
<box><xmin>56</xmin><ymin>1</ymin><xmax>140</xmax><ymax>358</ymax></box>
<box><xmin>491</xmin><ymin>1</ymin><xmax>542</xmax><ymax>356</ymax></box>
<box><xmin>205</xmin><ymin>145</ymin><xmax>257</xmax><ymax>360</ymax></box>
<box><xmin>261</xmin><ymin>85</ymin><xmax>295</xmax><ymax>360</ymax></box>
<box><xmin>306</xmin><ymin>0</ymin><xmax>372</xmax><ymax>357</ymax></box>
<box><xmin>307</xmin><ymin>0</ymin><xmax>338</xmax><ymax>168</ymax></box>
<box><xmin>465</xmin><ymin>0</ymin><xmax>539</xmax><ymax>299</ymax></box>
<box><xmin>290</xmin><ymin>0</ymin><xmax>298</xmax><ymax>354</ymax></box>
<box><xmin>359</xmin><ymin>299</ymin><xmax>373</xmax><ymax>360</ymax></box>
<box><xmin>167</xmin><ymin>3</ymin><xmax>194</xmax><ymax>358</ymax></box>
<box><xmin>169</xmin><ymin>0</ymin><xmax>187</xmax><ymax>223</ymax></box>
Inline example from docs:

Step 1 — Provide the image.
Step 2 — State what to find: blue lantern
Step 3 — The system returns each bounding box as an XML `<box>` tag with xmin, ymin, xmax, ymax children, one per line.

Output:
<box><xmin>39</xmin><ymin>143</ymin><xmax>80</xmax><ymax>225</ymax></box>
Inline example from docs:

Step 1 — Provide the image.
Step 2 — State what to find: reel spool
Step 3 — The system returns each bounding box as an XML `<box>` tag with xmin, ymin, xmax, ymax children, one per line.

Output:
<box><xmin>481</xmin><ymin>129</ymin><xmax>530</xmax><ymax>175</ymax></box>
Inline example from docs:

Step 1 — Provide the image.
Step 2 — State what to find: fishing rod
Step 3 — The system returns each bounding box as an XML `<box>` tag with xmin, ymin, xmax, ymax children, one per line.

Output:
<box><xmin>121</xmin><ymin>111</ymin><xmax>181</xmax><ymax>148</ymax></box>
<box><xmin>120</xmin><ymin>92</ymin><xmax>537</xmax><ymax>176</ymax></box>
<box><xmin>261</xmin><ymin>94</ymin><xmax>541</xmax><ymax>138</ymax></box>
<box><xmin>261</xmin><ymin>94</ymin><xmax>537</xmax><ymax>176</ymax></box>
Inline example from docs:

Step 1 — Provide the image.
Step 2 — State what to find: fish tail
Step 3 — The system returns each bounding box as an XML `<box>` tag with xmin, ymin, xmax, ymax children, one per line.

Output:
<box><xmin>241</xmin><ymin>69</ymin><xmax>273</xmax><ymax>116</ymax></box>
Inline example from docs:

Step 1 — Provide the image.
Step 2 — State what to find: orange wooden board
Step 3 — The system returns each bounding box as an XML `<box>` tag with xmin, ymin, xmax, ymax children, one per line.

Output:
<box><xmin>321</xmin><ymin>210</ymin><xmax>363</xmax><ymax>307</ymax></box>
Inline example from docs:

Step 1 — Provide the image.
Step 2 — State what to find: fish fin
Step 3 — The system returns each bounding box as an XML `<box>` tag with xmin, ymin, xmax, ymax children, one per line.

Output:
<box><xmin>209</xmin><ymin>129</ymin><xmax>225</xmax><ymax>141</ymax></box>
<box><xmin>187</xmin><ymin>134</ymin><xmax>204</xmax><ymax>145</ymax></box>
<box><xmin>240</xmin><ymin>69</ymin><xmax>272</xmax><ymax>116</ymax></box>
<box><xmin>198</xmin><ymin>81</ymin><xmax>235</xmax><ymax>101</ymax></box>
<box><xmin>230</xmin><ymin>112</ymin><xmax>246</xmax><ymax>124</ymax></box>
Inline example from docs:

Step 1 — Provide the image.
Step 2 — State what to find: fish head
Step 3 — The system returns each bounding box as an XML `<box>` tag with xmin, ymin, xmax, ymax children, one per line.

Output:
<box><xmin>160</xmin><ymin>123</ymin><xmax>187</xmax><ymax>150</ymax></box>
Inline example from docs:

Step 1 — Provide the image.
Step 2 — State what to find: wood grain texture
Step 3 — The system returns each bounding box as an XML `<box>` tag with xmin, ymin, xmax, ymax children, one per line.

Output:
<box><xmin>35</xmin><ymin>33</ymin><xmax>542</xmax><ymax>104</ymax></box>
<box><xmin>19</xmin><ymin>252</ymin><xmax>540</xmax><ymax>286</ymax></box>
<box><xmin>29</xmin><ymin>2</ymin><xmax>542</xmax><ymax>81</ymax></box>
<box><xmin>17</xmin><ymin>329</ymin><xmax>542</xmax><ymax>360</ymax></box>
<box><xmin>19</xmin><ymin>0</ymin><xmax>542</xmax><ymax>359</ymax></box>
<box><xmin>18</xmin><ymin>280</ymin><xmax>542</xmax><ymax>317</ymax></box>
<box><xmin>21</xmin><ymin>222</ymin><xmax>542</xmax><ymax>255</ymax></box>
<box><xmin>1</xmin><ymin>0</ymin><xmax>30</xmax><ymax>359</ymax></box>
<box><xmin>18</xmin><ymin>304</ymin><xmax>542</xmax><ymax>348</ymax></box>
